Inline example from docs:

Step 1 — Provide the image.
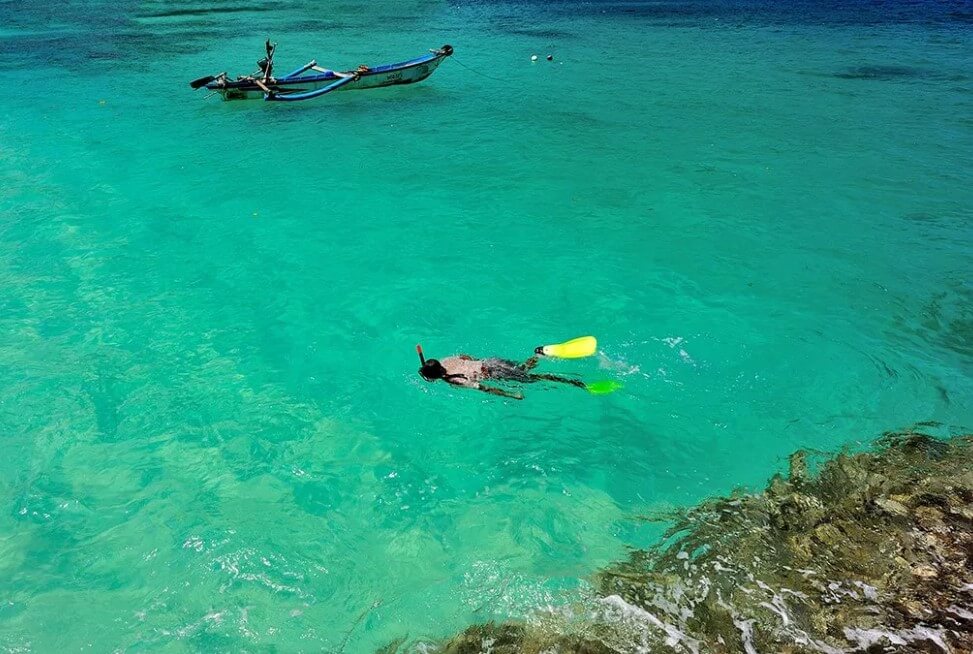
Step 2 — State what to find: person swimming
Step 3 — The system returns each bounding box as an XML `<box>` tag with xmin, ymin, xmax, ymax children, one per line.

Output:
<box><xmin>416</xmin><ymin>344</ymin><xmax>586</xmax><ymax>400</ymax></box>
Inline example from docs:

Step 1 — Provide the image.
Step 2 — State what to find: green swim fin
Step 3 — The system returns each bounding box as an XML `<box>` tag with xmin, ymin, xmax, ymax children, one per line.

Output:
<box><xmin>585</xmin><ymin>380</ymin><xmax>623</xmax><ymax>395</ymax></box>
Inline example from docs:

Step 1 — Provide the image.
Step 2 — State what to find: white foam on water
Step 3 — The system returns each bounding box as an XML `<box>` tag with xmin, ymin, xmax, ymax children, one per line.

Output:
<box><xmin>852</xmin><ymin>580</ymin><xmax>879</xmax><ymax>601</ymax></box>
<box><xmin>600</xmin><ymin>594</ymin><xmax>701</xmax><ymax>654</ymax></box>
<box><xmin>947</xmin><ymin>604</ymin><xmax>973</xmax><ymax>621</ymax></box>
<box><xmin>596</xmin><ymin>352</ymin><xmax>645</xmax><ymax>377</ymax></box>
<box><xmin>733</xmin><ymin>618</ymin><xmax>758</xmax><ymax>654</ymax></box>
<box><xmin>843</xmin><ymin>626</ymin><xmax>950</xmax><ymax>653</ymax></box>
<box><xmin>759</xmin><ymin>600</ymin><xmax>789</xmax><ymax>626</ymax></box>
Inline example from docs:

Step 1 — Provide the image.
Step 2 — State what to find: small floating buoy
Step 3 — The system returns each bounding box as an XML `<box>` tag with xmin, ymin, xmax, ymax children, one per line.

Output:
<box><xmin>547</xmin><ymin>54</ymin><xmax>553</xmax><ymax>61</ymax></box>
<box><xmin>531</xmin><ymin>54</ymin><xmax>538</xmax><ymax>62</ymax></box>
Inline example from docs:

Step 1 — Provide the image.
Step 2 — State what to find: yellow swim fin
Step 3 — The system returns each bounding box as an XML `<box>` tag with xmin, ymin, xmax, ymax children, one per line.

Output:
<box><xmin>535</xmin><ymin>335</ymin><xmax>597</xmax><ymax>359</ymax></box>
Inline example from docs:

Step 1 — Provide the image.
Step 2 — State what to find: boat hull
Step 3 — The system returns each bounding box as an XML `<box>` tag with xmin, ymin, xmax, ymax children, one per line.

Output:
<box><xmin>208</xmin><ymin>49</ymin><xmax>448</xmax><ymax>101</ymax></box>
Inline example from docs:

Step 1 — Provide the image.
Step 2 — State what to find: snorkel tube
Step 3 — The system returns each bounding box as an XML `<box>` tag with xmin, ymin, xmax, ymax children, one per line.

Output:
<box><xmin>417</xmin><ymin>345</ymin><xmax>452</xmax><ymax>382</ymax></box>
<box><xmin>417</xmin><ymin>344</ymin><xmax>436</xmax><ymax>381</ymax></box>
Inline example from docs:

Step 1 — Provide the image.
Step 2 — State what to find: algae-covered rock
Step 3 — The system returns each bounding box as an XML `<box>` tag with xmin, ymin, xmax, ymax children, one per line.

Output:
<box><xmin>874</xmin><ymin>497</ymin><xmax>910</xmax><ymax>517</ymax></box>
<box><xmin>422</xmin><ymin>432</ymin><xmax>973</xmax><ymax>653</ymax></box>
<box><xmin>436</xmin><ymin>622</ymin><xmax>615</xmax><ymax>654</ymax></box>
<box><xmin>439</xmin><ymin>623</ymin><xmax>527</xmax><ymax>654</ymax></box>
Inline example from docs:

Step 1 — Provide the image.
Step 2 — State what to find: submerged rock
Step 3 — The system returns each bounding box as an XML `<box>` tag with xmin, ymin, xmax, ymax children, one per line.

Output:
<box><xmin>434</xmin><ymin>622</ymin><xmax>620</xmax><ymax>654</ymax></box>
<box><xmin>415</xmin><ymin>431</ymin><xmax>973</xmax><ymax>653</ymax></box>
<box><xmin>874</xmin><ymin>497</ymin><xmax>910</xmax><ymax>517</ymax></box>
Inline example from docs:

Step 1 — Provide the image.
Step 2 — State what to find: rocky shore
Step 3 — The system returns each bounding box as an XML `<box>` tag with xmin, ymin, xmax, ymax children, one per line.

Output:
<box><xmin>418</xmin><ymin>431</ymin><xmax>973</xmax><ymax>653</ymax></box>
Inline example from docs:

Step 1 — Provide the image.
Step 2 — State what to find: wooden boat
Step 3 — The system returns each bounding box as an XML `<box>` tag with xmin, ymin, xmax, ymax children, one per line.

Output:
<box><xmin>190</xmin><ymin>41</ymin><xmax>453</xmax><ymax>102</ymax></box>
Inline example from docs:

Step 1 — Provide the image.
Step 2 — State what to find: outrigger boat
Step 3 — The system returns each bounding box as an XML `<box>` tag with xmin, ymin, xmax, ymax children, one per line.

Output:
<box><xmin>189</xmin><ymin>41</ymin><xmax>453</xmax><ymax>102</ymax></box>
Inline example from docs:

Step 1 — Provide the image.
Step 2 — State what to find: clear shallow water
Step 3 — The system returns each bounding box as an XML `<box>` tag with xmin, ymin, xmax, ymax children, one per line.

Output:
<box><xmin>1</xmin><ymin>0</ymin><xmax>971</xmax><ymax>650</ymax></box>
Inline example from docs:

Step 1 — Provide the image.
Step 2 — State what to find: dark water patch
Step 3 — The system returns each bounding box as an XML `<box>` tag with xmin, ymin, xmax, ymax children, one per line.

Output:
<box><xmin>0</xmin><ymin>26</ymin><xmax>237</xmax><ymax>73</ymax></box>
<box><xmin>0</xmin><ymin>1</ymin><xmax>115</xmax><ymax>32</ymax></box>
<box><xmin>84</xmin><ymin>375</ymin><xmax>121</xmax><ymax>442</ymax></box>
<box><xmin>800</xmin><ymin>65</ymin><xmax>970</xmax><ymax>84</ymax></box>
<box><xmin>831</xmin><ymin>64</ymin><xmax>970</xmax><ymax>82</ymax></box>
<box><xmin>904</xmin><ymin>211</ymin><xmax>942</xmax><ymax>223</ymax></box>
<box><xmin>543</xmin><ymin>108</ymin><xmax>614</xmax><ymax>128</ymax></box>
<box><xmin>599</xmin><ymin>1</ymin><xmax>727</xmax><ymax>20</ymax></box>
<box><xmin>903</xmin><ymin>208</ymin><xmax>973</xmax><ymax>226</ymax></box>
<box><xmin>0</xmin><ymin>0</ymin><xmax>311</xmax><ymax>72</ymax></box>
<box><xmin>865</xmin><ymin>353</ymin><xmax>899</xmax><ymax>380</ymax></box>
<box><xmin>281</xmin><ymin>19</ymin><xmax>353</xmax><ymax>33</ymax></box>
<box><xmin>139</xmin><ymin>4</ymin><xmax>280</xmax><ymax>19</ymax></box>
<box><xmin>531</xmin><ymin>0</ymin><xmax>973</xmax><ymax>28</ymax></box>
<box><xmin>0</xmin><ymin>0</ymin><xmax>446</xmax><ymax>72</ymax></box>
<box><xmin>88</xmin><ymin>49</ymin><xmax>123</xmax><ymax>62</ymax></box>
<box><xmin>917</xmin><ymin>284</ymin><xmax>973</xmax><ymax>359</ymax></box>
<box><xmin>948</xmin><ymin>8</ymin><xmax>973</xmax><ymax>22</ymax></box>
<box><xmin>505</xmin><ymin>26</ymin><xmax>577</xmax><ymax>39</ymax></box>
<box><xmin>833</xmin><ymin>64</ymin><xmax>928</xmax><ymax>80</ymax></box>
<box><xmin>485</xmin><ymin>14</ymin><xmax>576</xmax><ymax>39</ymax></box>
<box><xmin>885</xmin><ymin>275</ymin><xmax>973</xmax><ymax>366</ymax></box>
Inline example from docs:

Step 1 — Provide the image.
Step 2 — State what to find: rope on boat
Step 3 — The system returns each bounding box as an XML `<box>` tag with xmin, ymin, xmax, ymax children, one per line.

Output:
<box><xmin>450</xmin><ymin>56</ymin><xmax>507</xmax><ymax>83</ymax></box>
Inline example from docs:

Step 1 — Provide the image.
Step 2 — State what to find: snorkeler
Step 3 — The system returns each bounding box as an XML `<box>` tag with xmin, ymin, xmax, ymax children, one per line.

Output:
<box><xmin>416</xmin><ymin>344</ymin><xmax>586</xmax><ymax>400</ymax></box>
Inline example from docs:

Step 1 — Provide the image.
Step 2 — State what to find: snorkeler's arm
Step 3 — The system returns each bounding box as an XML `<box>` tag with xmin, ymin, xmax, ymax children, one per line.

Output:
<box><xmin>477</xmin><ymin>384</ymin><xmax>524</xmax><ymax>400</ymax></box>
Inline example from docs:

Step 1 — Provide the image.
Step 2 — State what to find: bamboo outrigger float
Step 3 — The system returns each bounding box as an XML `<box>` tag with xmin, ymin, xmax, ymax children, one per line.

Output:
<box><xmin>190</xmin><ymin>41</ymin><xmax>453</xmax><ymax>102</ymax></box>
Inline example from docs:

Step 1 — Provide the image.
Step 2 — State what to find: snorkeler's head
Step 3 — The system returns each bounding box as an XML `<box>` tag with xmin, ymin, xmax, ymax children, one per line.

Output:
<box><xmin>416</xmin><ymin>344</ymin><xmax>445</xmax><ymax>381</ymax></box>
<box><xmin>419</xmin><ymin>358</ymin><xmax>447</xmax><ymax>382</ymax></box>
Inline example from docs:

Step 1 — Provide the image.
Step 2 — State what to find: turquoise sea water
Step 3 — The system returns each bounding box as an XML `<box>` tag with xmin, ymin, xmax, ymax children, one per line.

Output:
<box><xmin>1</xmin><ymin>0</ymin><xmax>972</xmax><ymax>650</ymax></box>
